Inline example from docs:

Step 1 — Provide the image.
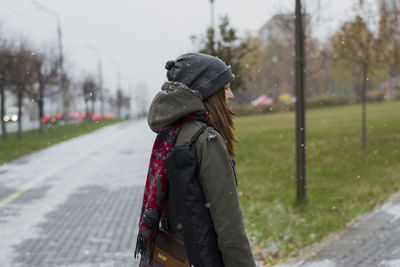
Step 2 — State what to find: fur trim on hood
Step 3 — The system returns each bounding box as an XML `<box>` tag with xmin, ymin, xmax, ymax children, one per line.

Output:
<box><xmin>147</xmin><ymin>81</ymin><xmax>206</xmax><ymax>133</ymax></box>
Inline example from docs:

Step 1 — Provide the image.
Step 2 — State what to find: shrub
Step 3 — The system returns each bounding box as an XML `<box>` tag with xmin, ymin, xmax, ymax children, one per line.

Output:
<box><xmin>232</xmin><ymin>103</ymin><xmax>295</xmax><ymax>116</ymax></box>
<box><xmin>366</xmin><ymin>90</ymin><xmax>385</xmax><ymax>102</ymax></box>
<box><xmin>306</xmin><ymin>95</ymin><xmax>354</xmax><ymax>108</ymax></box>
<box><xmin>233</xmin><ymin>93</ymin><xmax>388</xmax><ymax>116</ymax></box>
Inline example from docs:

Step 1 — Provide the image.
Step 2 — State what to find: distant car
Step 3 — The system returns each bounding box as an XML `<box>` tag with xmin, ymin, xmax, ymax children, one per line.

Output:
<box><xmin>105</xmin><ymin>112</ymin><xmax>116</xmax><ymax>120</ymax></box>
<box><xmin>3</xmin><ymin>107</ymin><xmax>19</xmax><ymax>123</ymax></box>
<box><xmin>41</xmin><ymin>113</ymin><xmax>63</xmax><ymax>124</ymax></box>
<box><xmin>66</xmin><ymin>112</ymin><xmax>83</xmax><ymax>121</ymax></box>
<box><xmin>91</xmin><ymin>113</ymin><xmax>103</xmax><ymax>120</ymax></box>
<box><xmin>82</xmin><ymin>111</ymin><xmax>93</xmax><ymax>121</ymax></box>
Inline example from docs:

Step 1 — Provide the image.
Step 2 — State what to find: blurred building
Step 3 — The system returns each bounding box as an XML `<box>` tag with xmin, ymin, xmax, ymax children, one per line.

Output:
<box><xmin>255</xmin><ymin>13</ymin><xmax>311</xmax><ymax>101</ymax></box>
<box><xmin>259</xmin><ymin>13</ymin><xmax>311</xmax><ymax>46</ymax></box>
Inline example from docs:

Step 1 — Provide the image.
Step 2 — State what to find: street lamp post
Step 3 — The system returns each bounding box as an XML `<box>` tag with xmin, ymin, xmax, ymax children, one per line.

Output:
<box><xmin>295</xmin><ymin>0</ymin><xmax>306</xmax><ymax>201</ymax></box>
<box><xmin>110</xmin><ymin>58</ymin><xmax>122</xmax><ymax>116</ymax></box>
<box><xmin>32</xmin><ymin>1</ymin><xmax>67</xmax><ymax>115</ymax></box>
<box><xmin>86</xmin><ymin>45</ymin><xmax>104</xmax><ymax>117</ymax></box>
<box><xmin>110</xmin><ymin>59</ymin><xmax>121</xmax><ymax>91</ymax></box>
<box><xmin>210</xmin><ymin>0</ymin><xmax>215</xmax><ymax>31</ymax></box>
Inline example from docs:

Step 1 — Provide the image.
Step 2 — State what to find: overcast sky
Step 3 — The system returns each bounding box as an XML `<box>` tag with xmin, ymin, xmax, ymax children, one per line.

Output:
<box><xmin>0</xmin><ymin>0</ymin><xmax>360</xmax><ymax>103</ymax></box>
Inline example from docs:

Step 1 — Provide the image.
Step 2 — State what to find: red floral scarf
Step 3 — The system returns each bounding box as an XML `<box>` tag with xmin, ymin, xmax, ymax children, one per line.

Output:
<box><xmin>135</xmin><ymin>111</ymin><xmax>207</xmax><ymax>263</ymax></box>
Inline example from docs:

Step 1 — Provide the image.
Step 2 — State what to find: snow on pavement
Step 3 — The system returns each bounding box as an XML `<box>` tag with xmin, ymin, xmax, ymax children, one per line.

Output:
<box><xmin>0</xmin><ymin>119</ymin><xmax>155</xmax><ymax>266</ymax></box>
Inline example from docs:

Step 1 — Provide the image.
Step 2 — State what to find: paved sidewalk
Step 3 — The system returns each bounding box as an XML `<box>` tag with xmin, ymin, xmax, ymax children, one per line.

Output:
<box><xmin>283</xmin><ymin>192</ymin><xmax>400</xmax><ymax>267</ymax></box>
<box><xmin>10</xmin><ymin>186</ymin><xmax>143</xmax><ymax>266</ymax></box>
<box><xmin>0</xmin><ymin>119</ymin><xmax>154</xmax><ymax>266</ymax></box>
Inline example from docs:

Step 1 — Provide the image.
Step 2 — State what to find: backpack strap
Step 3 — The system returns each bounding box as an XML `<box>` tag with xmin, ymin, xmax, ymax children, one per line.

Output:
<box><xmin>190</xmin><ymin>124</ymin><xmax>208</xmax><ymax>144</ymax></box>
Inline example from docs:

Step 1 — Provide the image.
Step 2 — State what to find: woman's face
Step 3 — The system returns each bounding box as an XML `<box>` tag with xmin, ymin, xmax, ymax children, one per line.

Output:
<box><xmin>224</xmin><ymin>83</ymin><xmax>234</xmax><ymax>103</ymax></box>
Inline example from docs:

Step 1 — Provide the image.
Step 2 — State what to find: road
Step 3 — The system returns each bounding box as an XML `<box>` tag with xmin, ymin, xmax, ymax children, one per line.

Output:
<box><xmin>0</xmin><ymin>119</ymin><xmax>155</xmax><ymax>266</ymax></box>
<box><xmin>0</xmin><ymin>117</ymin><xmax>39</xmax><ymax>135</ymax></box>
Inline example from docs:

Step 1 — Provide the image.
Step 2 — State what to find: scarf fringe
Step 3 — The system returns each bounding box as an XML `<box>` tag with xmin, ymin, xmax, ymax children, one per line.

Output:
<box><xmin>134</xmin><ymin>233</ymin><xmax>155</xmax><ymax>264</ymax></box>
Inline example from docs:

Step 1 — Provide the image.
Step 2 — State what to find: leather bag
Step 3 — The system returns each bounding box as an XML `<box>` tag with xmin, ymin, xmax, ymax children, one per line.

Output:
<box><xmin>139</xmin><ymin>228</ymin><xmax>189</xmax><ymax>267</ymax></box>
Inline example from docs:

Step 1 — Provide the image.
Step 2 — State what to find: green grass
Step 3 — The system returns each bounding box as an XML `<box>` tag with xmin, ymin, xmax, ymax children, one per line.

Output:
<box><xmin>235</xmin><ymin>100</ymin><xmax>400</xmax><ymax>265</ymax></box>
<box><xmin>0</xmin><ymin>119</ymin><xmax>124</xmax><ymax>164</ymax></box>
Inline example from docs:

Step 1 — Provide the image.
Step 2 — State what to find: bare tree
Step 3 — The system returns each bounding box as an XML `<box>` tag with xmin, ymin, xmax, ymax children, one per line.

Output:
<box><xmin>0</xmin><ymin>40</ymin><xmax>13</xmax><ymax>140</ymax></box>
<box><xmin>116</xmin><ymin>89</ymin><xmax>123</xmax><ymax>118</ymax></box>
<box><xmin>82</xmin><ymin>76</ymin><xmax>97</xmax><ymax>120</ymax></box>
<box><xmin>134</xmin><ymin>81</ymin><xmax>149</xmax><ymax>117</ymax></box>
<box><xmin>9</xmin><ymin>44</ymin><xmax>37</xmax><ymax>139</ymax></box>
<box><xmin>30</xmin><ymin>51</ymin><xmax>59</xmax><ymax>134</ymax></box>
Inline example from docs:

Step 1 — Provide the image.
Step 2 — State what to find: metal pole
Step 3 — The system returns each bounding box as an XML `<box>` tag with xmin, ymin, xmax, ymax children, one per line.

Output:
<box><xmin>110</xmin><ymin>59</ymin><xmax>122</xmax><ymax>116</ymax></box>
<box><xmin>98</xmin><ymin>60</ymin><xmax>104</xmax><ymax>116</ymax></box>
<box><xmin>86</xmin><ymin>45</ymin><xmax>104</xmax><ymax>117</ymax></box>
<box><xmin>56</xmin><ymin>22</ymin><xmax>67</xmax><ymax>116</ymax></box>
<box><xmin>110</xmin><ymin>59</ymin><xmax>121</xmax><ymax>90</ymax></box>
<box><xmin>32</xmin><ymin>1</ymin><xmax>66</xmax><ymax>115</ymax></box>
<box><xmin>210</xmin><ymin>0</ymin><xmax>215</xmax><ymax>31</ymax></box>
<box><xmin>295</xmin><ymin>0</ymin><xmax>306</xmax><ymax>201</ymax></box>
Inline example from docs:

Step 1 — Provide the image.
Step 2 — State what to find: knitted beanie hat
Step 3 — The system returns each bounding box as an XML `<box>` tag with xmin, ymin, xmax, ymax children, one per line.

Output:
<box><xmin>165</xmin><ymin>53</ymin><xmax>234</xmax><ymax>100</ymax></box>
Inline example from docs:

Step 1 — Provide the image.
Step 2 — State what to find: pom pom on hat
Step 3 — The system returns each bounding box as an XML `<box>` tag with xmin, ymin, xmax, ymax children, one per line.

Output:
<box><xmin>165</xmin><ymin>60</ymin><xmax>176</xmax><ymax>70</ymax></box>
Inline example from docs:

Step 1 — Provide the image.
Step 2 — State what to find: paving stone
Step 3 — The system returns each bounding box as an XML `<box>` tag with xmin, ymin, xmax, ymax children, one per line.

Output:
<box><xmin>297</xmin><ymin>198</ymin><xmax>400</xmax><ymax>267</ymax></box>
<box><xmin>12</xmin><ymin>185</ymin><xmax>142</xmax><ymax>266</ymax></box>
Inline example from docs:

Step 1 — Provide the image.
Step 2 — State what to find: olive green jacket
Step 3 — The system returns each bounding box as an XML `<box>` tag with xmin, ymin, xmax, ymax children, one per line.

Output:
<box><xmin>148</xmin><ymin>81</ymin><xmax>256</xmax><ymax>267</ymax></box>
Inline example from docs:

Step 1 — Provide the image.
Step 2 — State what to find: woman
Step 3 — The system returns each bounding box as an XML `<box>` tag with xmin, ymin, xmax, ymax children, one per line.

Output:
<box><xmin>136</xmin><ymin>53</ymin><xmax>256</xmax><ymax>267</ymax></box>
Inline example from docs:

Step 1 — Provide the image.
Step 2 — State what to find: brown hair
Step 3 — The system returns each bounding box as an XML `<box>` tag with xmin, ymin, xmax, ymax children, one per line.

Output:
<box><xmin>203</xmin><ymin>89</ymin><xmax>238</xmax><ymax>156</ymax></box>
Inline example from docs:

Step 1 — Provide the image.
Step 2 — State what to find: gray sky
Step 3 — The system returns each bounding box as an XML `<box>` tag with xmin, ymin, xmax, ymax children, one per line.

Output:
<box><xmin>0</xmin><ymin>0</ymin><xmax>357</xmax><ymax>102</ymax></box>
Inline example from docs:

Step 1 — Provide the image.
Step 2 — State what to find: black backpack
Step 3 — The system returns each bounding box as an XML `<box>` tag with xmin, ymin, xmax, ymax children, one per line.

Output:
<box><xmin>165</xmin><ymin>125</ymin><xmax>225</xmax><ymax>267</ymax></box>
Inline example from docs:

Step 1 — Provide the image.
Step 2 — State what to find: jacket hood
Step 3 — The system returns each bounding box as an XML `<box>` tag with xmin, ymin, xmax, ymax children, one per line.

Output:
<box><xmin>147</xmin><ymin>81</ymin><xmax>206</xmax><ymax>133</ymax></box>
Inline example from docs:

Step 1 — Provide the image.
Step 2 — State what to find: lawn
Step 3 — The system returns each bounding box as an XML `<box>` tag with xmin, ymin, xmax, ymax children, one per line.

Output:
<box><xmin>0</xmin><ymin>119</ymin><xmax>124</xmax><ymax>164</ymax></box>
<box><xmin>235</xmin><ymin>100</ymin><xmax>400</xmax><ymax>265</ymax></box>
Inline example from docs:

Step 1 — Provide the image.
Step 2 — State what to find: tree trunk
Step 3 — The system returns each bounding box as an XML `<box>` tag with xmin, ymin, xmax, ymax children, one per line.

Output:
<box><xmin>0</xmin><ymin>86</ymin><xmax>7</xmax><ymax>140</ymax></box>
<box><xmin>17</xmin><ymin>87</ymin><xmax>23</xmax><ymax>139</ymax></box>
<box><xmin>61</xmin><ymin>74</ymin><xmax>69</xmax><ymax>116</ymax></box>
<box><xmin>38</xmin><ymin>83</ymin><xmax>45</xmax><ymax>135</ymax></box>
<box><xmin>361</xmin><ymin>63</ymin><xmax>368</xmax><ymax>149</ymax></box>
<box><xmin>38</xmin><ymin>100</ymin><xmax>44</xmax><ymax>135</ymax></box>
<box><xmin>91</xmin><ymin>99</ymin><xmax>95</xmax><ymax>116</ymax></box>
<box><xmin>85</xmin><ymin>99</ymin><xmax>90</xmax><ymax>121</ymax></box>
<box><xmin>117</xmin><ymin>105</ymin><xmax>121</xmax><ymax>119</ymax></box>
